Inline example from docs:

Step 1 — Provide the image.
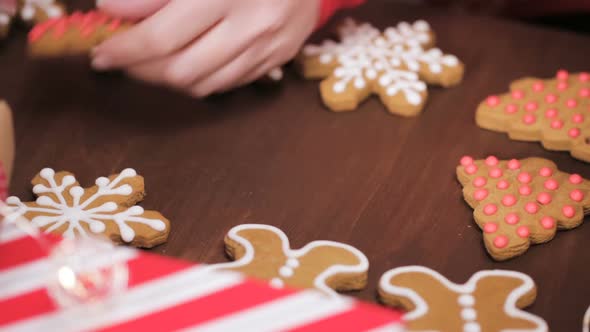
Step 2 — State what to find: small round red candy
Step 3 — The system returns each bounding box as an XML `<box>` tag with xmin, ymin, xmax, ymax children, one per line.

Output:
<box><xmin>519</xmin><ymin>185</ymin><xmax>532</xmax><ymax>196</ymax></box>
<box><xmin>460</xmin><ymin>156</ymin><xmax>474</xmax><ymax>166</ymax></box>
<box><xmin>569</xmin><ymin>174</ymin><xmax>583</xmax><ymax>184</ymax></box>
<box><xmin>507</xmin><ymin>159</ymin><xmax>521</xmax><ymax>170</ymax></box>
<box><xmin>557</xmin><ymin>82</ymin><xmax>568</xmax><ymax>91</ymax></box>
<box><xmin>502</xmin><ymin>194</ymin><xmax>517</xmax><ymax>207</ymax></box>
<box><xmin>505</xmin><ymin>213</ymin><xmax>520</xmax><ymax>225</ymax></box>
<box><xmin>556</xmin><ymin>69</ymin><xmax>569</xmax><ymax>80</ymax></box>
<box><xmin>517</xmin><ymin>172</ymin><xmax>532</xmax><ymax>184</ymax></box>
<box><xmin>532</xmin><ymin>81</ymin><xmax>544</xmax><ymax>92</ymax></box>
<box><xmin>544</xmin><ymin>179</ymin><xmax>559</xmax><ymax>190</ymax></box>
<box><xmin>550</xmin><ymin>120</ymin><xmax>563</xmax><ymax>129</ymax></box>
<box><xmin>580</xmin><ymin>88</ymin><xmax>590</xmax><ymax>98</ymax></box>
<box><xmin>579</xmin><ymin>72</ymin><xmax>590</xmax><ymax>82</ymax></box>
<box><xmin>545</xmin><ymin>109</ymin><xmax>558</xmax><ymax>118</ymax></box>
<box><xmin>483</xmin><ymin>222</ymin><xmax>498</xmax><ymax>233</ymax></box>
<box><xmin>539</xmin><ymin>167</ymin><xmax>553</xmax><ymax>177</ymax></box>
<box><xmin>474</xmin><ymin>189</ymin><xmax>489</xmax><ymax>201</ymax></box>
<box><xmin>496</xmin><ymin>180</ymin><xmax>510</xmax><ymax>190</ymax></box>
<box><xmin>545</xmin><ymin>94</ymin><xmax>558</xmax><ymax>103</ymax></box>
<box><xmin>525</xmin><ymin>102</ymin><xmax>538</xmax><ymax>112</ymax></box>
<box><xmin>473</xmin><ymin>176</ymin><xmax>487</xmax><ymax>187</ymax></box>
<box><xmin>493</xmin><ymin>235</ymin><xmax>509</xmax><ymax>248</ymax></box>
<box><xmin>536</xmin><ymin>192</ymin><xmax>552</xmax><ymax>205</ymax></box>
<box><xmin>504</xmin><ymin>104</ymin><xmax>518</xmax><ymax>114</ymax></box>
<box><xmin>483</xmin><ymin>204</ymin><xmax>498</xmax><ymax>216</ymax></box>
<box><xmin>524</xmin><ymin>202</ymin><xmax>539</xmax><ymax>214</ymax></box>
<box><xmin>465</xmin><ymin>164</ymin><xmax>478</xmax><ymax>175</ymax></box>
<box><xmin>489</xmin><ymin>168</ymin><xmax>503</xmax><ymax>178</ymax></box>
<box><xmin>566</xmin><ymin>99</ymin><xmax>578</xmax><ymax>108</ymax></box>
<box><xmin>522</xmin><ymin>114</ymin><xmax>536</xmax><ymax>125</ymax></box>
<box><xmin>562</xmin><ymin>205</ymin><xmax>576</xmax><ymax>218</ymax></box>
<box><xmin>485</xmin><ymin>156</ymin><xmax>499</xmax><ymax>166</ymax></box>
<box><xmin>570</xmin><ymin>189</ymin><xmax>584</xmax><ymax>202</ymax></box>
<box><xmin>486</xmin><ymin>95</ymin><xmax>500</xmax><ymax>107</ymax></box>
<box><xmin>568</xmin><ymin>128</ymin><xmax>581</xmax><ymax>138</ymax></box>
<box><xmin>572</xmin><ymin>114</ymin><xmax>584</xmax><ymax>123</ymax></box>
<box><xmin>516</xmin><ymin>226</ymin><xmax>530</xmax><ymax>238</ymax></box>
<box><xmin>540</xmin><ymin>216</ymin><xmax>555</xmax><ymax>229</ymax></box>
<box><xmin>512</xmin><ymin>90</ymin><xmax>525</xmax><ymax>99</ymax></box>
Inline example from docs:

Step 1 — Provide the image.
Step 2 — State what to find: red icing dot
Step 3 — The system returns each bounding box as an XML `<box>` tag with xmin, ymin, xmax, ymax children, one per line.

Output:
<box><xmin>545</xmin><ymin>109</ymin><xmax>558</xmax><ymax>118</ymax></box>
<box><xmin>539</xmin><ymin>167</ymin><xmax>553</xmax><ymax>177</ymax></box>
<box><xmin>484</xmin><ymin>222</ymin><xmax>498</xmax><ymax>233</ymax></box>
<box><xmin>483</xmin><ymin>204</ymin><xmax>498</xmax><ymax>216</ymax></box>
<box><xmin>557</xmin><ymin>69</ymin><xmax>569</xmax><ymax>80</ymax></box>
<box><xmin>572</xmin><ymin>114</ymin><xmax>584</xmax><ymax>123</ymax></box>
<box><xmin>489</xmin><ymin>168</ymin><xmax>503</xmax><ymax>178</ymax></box>
<box><xmin>550</xmin><ymin>120</ymin><xmax>563</xmax><ymax>129</ymax></box>
<box><xmin>580</xmin><ymin>72</ymin><xmax>590</xmax><ymax>82</ymax></box>
<box><xmin>522</xmin><ymin>114</ymin><xmax>536</xmax><ymax>125</ymax></box>
<box><xmin>566</xmin><ymin>99</ymin><xmax>578</xmax><ymax>108</ymax></box>
<box><xmin>532</xmin><ymin>81</ymin><xmax>545</xmax><ymax>92</ymax></box>
<box><xmin>512</xmin><ymin>90</ymin><xmax>525</xmax><ymax>99</ymax></box>
<box><xmin>570</xmin><ymin>189</ymin><xmax>585</xmax><ymax>202</ymax></box>
<box><xmin>474</xmin><ymin>189</ymin><xmax>489</xmax><ymax>201</ymax></box>
<box><xmin>502</xmin><ymin>194</ymin><xmax>517</xmax><ymax>207</ymax></box>
<box><xmin>465</xmin><ymin>165</ymin><xmax>478</xmax><ymax>175</ymax></box>
<box><xmin>507</xmin><ymin>159</ymin><xmax>521</xmax><ymax>170</ymax></box>
<box><xmin>569</xmin><ymin>174</ymin><xmax>583</xmax><ymax>184</ymax></box>
<box><xmin>557</xmin><ymin>82</ymin><xmax>568</xmax><ymax>91</ymax></box>
<box><xmin>562</xmin><ymin>205</ymin><xmax>576</xmax><ymax>218</ymax></box>
<box><xmin>568</xmin><ymin>128</ymin><xmax>581</xmax><ymax>138</ymax></box>
<box><xmin>537</xmin><ymin>192</ymin><xmax>552</xmax><ymax>205</ymax></box>
<box><xmin>493</xmin><ymin>235</ymin><xmax>509</xmax><ymax>248</ymax></box>
<box><xmin>460</xmin><ymin>156</ymin><xmax>474</xmax><ymax>166</ymax></box>
<box><xmin>496</xmin><ymin>180</ymin><xmax>510</xmax><ymax>190</ymax></box>
<box><xmin>544</xmin><ymin>179</ymin><xmax>559</xmax><ymax>190</ymax></box>
<box><xmin>545</xmin><ymin>94</ymin><xmax>558</xmax><ymax>103</ymax></box>
<box><xmin>516</xmin><ymin>226</ymin><xmax>530</xmax><ymax>238</ymax></box>
<box><xmin>485</xmin><ymin>156</ymin><xmax>499</xmax><ymax>166</ymax></box>
<box><xmin>524</xmin><ymin>202</ymin><xmax>539</xmax><ymax>214</ymax></box>
<box><xmin>579</xmin><ymin>88</ymin><xmax>590</xmax><ymax>98</ymax></box>
<box><xmin>504</xmin><ymin>104</ymin><xmax>518</xmax><ymax>114</ymax></box>
<box><xmin>519</xmin><ymin>185</ymin><xmax>532</xmax><ymax>196</ymax></box>
<box><xmin>473</xmin><ymin>176</ymin><xmax>487</xmax><ymax>187</ymax></box>
<box><xmin>525</xmin><ymin>102</ymin><xmax>538</xmax><ymax>112</ymax></box>
<box><xmin>540</xmin><ymin>216</ymin><xmax>555</xmax><ymax>229</ymax></box>
<box><xmin>505</xmin><ymin>213</ymin><xmax>520</xmax><ymax>225</ymax></box>
<box><xmin>486</xmin><ymin>96</ymin><xmax>500</xmax><ymax>107</ymax></box>
<box><xmin>517</xmin><ymin>172</ymin><xmax>532</xmax><ymax>184</ymax></box>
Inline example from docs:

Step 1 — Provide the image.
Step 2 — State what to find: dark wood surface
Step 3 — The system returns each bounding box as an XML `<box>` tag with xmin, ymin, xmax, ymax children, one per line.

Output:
<box><xmin>2</xmin><ymin>1</ymin><xmax>589</xmax><ymax>330</ymax></box>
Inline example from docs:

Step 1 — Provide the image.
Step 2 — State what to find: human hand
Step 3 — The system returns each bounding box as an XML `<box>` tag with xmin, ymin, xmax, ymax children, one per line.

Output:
<box><xmin>92</xmin><ymin>0</ymin><xmax>320</xmax><ymax>97</ymax></box>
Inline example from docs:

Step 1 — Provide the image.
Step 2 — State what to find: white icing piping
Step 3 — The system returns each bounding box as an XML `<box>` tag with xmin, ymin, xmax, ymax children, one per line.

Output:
<box><xmin>208</xmin><ymin>224</ymin><xmax>369</xmax><ymax>298</ymax></box>
<box><xmin>6</xmin><ymin>168</ymin><xmax>166</xmax><ymax>242</ymax></box>
<box><xmin>379</xmin><ymin>266</ymin><xmax>548</xmax><ymax>332</ymax></box>
<box><xmin>20</xmin><ymin>0</ymin><xmax>63</xmax><ymax>21</ymax></box>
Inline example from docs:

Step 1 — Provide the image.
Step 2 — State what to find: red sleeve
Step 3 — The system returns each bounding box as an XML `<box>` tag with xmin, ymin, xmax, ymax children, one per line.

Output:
<box><xmin>318</xmin><ymin>0</ymin><xmax>365</xmax><ymax>27</ymax></box>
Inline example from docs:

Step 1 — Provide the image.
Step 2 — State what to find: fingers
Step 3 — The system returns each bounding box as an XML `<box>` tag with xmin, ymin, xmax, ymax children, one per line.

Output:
<box><xmin>96</xmin><ymin>0</ymin><xmax>169</xmax><ymax>19</ymax></box>
<box><xmin>92</xmin><ymin>1</ymin><xmax>227</xmax><ymax>70</ymax></box>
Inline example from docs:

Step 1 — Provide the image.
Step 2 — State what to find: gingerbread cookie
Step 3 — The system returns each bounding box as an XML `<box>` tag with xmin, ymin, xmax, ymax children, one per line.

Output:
<box><xmin>210</xmin><ymin>224</ymin><xmax>369</xmax><ymax>296</ymax></box>
<box><xmin>18</xmin><ymin>0</ymin><xmax>65</xmax><ymax>25</ymax></box>
<box><xmin>0</xmin><ymin>11</ymin><xmax>11</xmax><ymax>40</ymax></box>
<box><xmin>299</xmin><ymin>18</ymin><xmax>464</xmax><ymax>116</ymax></box>
<box><xmin>28</xmin><ymin>10</ymin><xmax>132</xmax><ymax>57</ymax></box>
<box><xmin>476</xmin><ymin>70</ymin><xmax>590</xmax><ymax>162</ymax></box>
<box><xmin>0</xmin><ymin>101</ymin><xmax>14</xmax><ymax>183</ymax></box>
<box><xmin>378</xmin><ymin>266</ymin><xmax>548</xmax><ymax>332</ymax></box>
<box><xmin>0</xmin><ymin>162</ymin><xmax>7</xmax><ymax>202</ymax></box>
<box><xmin>457</xmin><ymin>156</ymin><xmax>590</xmax><ymax>260</ymax></box>
<box><xmin>5</xmin><ymin>168</ymin><xmax>170</xmax><ymax>248</ymax></box>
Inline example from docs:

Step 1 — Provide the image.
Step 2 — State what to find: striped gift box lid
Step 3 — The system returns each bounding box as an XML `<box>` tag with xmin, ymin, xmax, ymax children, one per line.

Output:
<box><xmin>0</xmin><ymin>222</ymin><xmax>404</xmax><ymax>332</ymax></box>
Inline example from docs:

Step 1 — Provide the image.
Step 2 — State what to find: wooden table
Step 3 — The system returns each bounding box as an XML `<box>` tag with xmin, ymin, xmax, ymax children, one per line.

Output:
<box><xmin>1</xmin><ymin>1</ymin><xmax>589</xmax><ymax>330</ymax></box>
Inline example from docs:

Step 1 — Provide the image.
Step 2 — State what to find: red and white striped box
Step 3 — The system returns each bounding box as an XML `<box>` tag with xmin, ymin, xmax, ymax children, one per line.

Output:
<box><xmin>0</xmin><ymin>223</ymin><xmax>405</xmax><ymax>332</ymax></box>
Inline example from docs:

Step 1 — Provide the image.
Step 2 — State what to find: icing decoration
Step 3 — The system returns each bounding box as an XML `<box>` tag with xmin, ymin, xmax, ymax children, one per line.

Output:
<box><xmin>457</xmin><ymin>156</ymin><xmax>590</xmax><ymax>260</ymax></box>
<box><xmin>209</xmin><ymin>224</ymin><xmax>369</xmax><ymax>297</ymax></box>
<box><xmin>20</xmin><ymin>0</ymin><xmax>64</xmax><ymax>24</ymax></box>
<box><xmin>378</xmin><ymin>266</ymin><xmax>548</xmax><ymax>332</ymax></box>
<box><xmin>476</xmin><ymin>70</ymin><xmax>590</xmax><ymax>163</ymax></box>
<box><xmin>299</xmin><ymin>18</ymin><xmax>464</xmax><ymax>116</ymax></box>
<box><xmin>5</xmin><ymin>168</ymin><xmax>170</xmax><ymax>248</ymax></box>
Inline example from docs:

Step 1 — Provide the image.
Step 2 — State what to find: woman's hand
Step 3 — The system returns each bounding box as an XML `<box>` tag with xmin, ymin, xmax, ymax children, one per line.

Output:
<box><xmin>92</xmin><ymin>0</ymin><xmax>320</xmax><ymax>97</ymax></box>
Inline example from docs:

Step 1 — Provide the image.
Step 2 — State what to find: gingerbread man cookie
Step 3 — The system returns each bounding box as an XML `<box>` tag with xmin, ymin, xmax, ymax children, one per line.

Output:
<box><xmin>28</xmin><ymin>10</ymin><xmax>132</xmax><ymax>57</ymax></box>
<box><xmin>299</xmin><ymin>18</ymin><xmax>464</xmax><ymax>116</ymax></box>
<box><xmin>378</xmin><ymin>266</ymin><xmax>548</xmax><ymax>332</ymax></box>
<box><xmin>457</xmin><ymin>156</ymin><xmax>590</xmax><ymax>260</ymax></box>
<box><xmin>5</xmin><ymin>168</ymin><xmax>170</xmax><ymax>248</ymax></box>
<box><xmin>210</xmin><ymin>224</ymin><xmax>369</xmax><ymax>296</ymax></box>
<box><xmin>476</xmin><ymin>70</ymin><xmax>590</xmax><ymax>162</ymax></box>
<box><xmin>18</xmin><ymin>0</ymin><xmax>65</xmax><ymax>25</ymax></box>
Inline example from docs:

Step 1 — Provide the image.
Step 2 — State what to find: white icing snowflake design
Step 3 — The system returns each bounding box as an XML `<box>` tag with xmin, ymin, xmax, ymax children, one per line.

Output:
<box><xmin>303</xmin><ymin>19</ymin><xmax>460</xmax><ymax>106</ymax></box>
<box><xmin>6</xmin><ymin>168</ymin><xmax>167</xmax><ymax>243</ymax></box>
<box><xmin>20</xmin><ymin>0</ymin><xmax>64</xmax><ymax>21</ymax></box>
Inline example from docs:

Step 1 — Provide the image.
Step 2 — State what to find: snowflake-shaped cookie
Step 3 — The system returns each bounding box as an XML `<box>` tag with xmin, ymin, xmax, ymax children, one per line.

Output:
<box><xmin>5</xmin><ymin>168</ymin><xmax>170</xmax><ymax>248</ymax></box>
<box><xmin>299</xmin><ymin>18</ymin><xmax>464</xmax><ymax>116</ymax></box>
